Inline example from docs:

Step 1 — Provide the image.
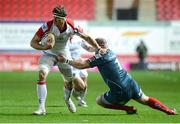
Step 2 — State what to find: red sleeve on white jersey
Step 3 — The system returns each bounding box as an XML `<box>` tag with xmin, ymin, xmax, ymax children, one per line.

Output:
<box><xmin>35</xmin><ymin>20</ymin><xmax>53</xmax><ymax>39</ymax></box>
<box><xmin>66</xmin><ymin>18</ymin><xmax>83</xmax><ymax>33</ymax></box>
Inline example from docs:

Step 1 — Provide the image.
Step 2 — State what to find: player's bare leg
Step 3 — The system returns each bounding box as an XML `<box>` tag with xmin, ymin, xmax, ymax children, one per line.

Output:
<box><xmin>64</xmin><ymin>81</ymin><xmax>76</xmax><ymax>113</ymax></box>
<box><xmin>96</xmin><ymin>95</ymin><xmax>137</xmax><ymax>114</ymax></box>
<box><xmin>33</xmin><ymin>70</ymin><xmax>47</xmax><ymax>115</ymax></box>
<box><xmin>59</xmin><ymin>64</ymin><xmax>77</xmax><ymax>113</ymax></box>
<box><xmin>135</xmin><ymin>94</ymin><xmax>177</xmax><ymax>115</ymax></box>
<box><xmin>72</xmin><ymin>77</ymin><xmax>88</xmax><ymax>107</ymax></box>
<box><xmin>78</xmin><ymin>76</ymin><xmax>88</xmax><ymax>107</ymax></box>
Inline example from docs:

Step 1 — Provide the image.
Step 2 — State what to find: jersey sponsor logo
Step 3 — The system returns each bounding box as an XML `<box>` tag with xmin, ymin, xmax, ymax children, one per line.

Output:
<box><xmin>41</xmin><ymin>23</ymin><xmax>48</xmax><ymax>32</ymax></box>
<box><xmin>56</xmin><ymin>36</ymin><xmax>64</xmax><ymax>41</ymax></box>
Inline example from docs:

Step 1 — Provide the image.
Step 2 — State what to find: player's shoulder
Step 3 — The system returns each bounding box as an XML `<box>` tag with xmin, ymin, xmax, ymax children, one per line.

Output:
<box><xmin>66</xmin><ymin>18</ymin><xmax>75</xmax><ymax>29</ymax></box>
<box><xmin>41</xmin><ymin>19</ymin><xmax>53</xmax><ymax>32</ymax></box>
<box><xmin>46</xmin><ymin>20</ymin><xmax>54</xmax><ymax>26</ymax></box>
<box><xmin>105</xmin><ymin>49</ymin><xmax>117</xmax><ymax>61</ymax></box>
<box><xmin>105</xmin><ymin>49</ymin><xmax>114</xmax><ymax>57</ymax></box>
<box><xmin>66</xmin><ymin>18</ymin><xmax>83</xmax><ymax>32</ymax></box>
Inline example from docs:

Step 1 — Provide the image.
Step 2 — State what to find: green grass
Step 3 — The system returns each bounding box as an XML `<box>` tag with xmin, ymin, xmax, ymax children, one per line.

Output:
<box><xmin>0</xmin><ymin>71</ymin><xmax>180</xmax><ymax>123</ymax></box>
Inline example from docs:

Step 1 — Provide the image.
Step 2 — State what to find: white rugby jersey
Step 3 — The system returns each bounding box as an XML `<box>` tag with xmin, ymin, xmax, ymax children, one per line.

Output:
<box><xmin>36</xmin><ymin>18</ymin><xmax>81</xmax><ymax>57</ymax></box>
<box><xmin>68</xmin><ymin>36</ymin><xmax>85</xmax><ymax>59</ymax></box>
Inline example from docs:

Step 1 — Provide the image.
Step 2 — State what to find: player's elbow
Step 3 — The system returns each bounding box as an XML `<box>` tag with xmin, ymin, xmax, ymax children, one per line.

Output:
<box><xmin>79</xmin><ymin>65</ymin><xmax>87</xmax><ymax>69</ymax></box>
<box><xmin>30</xmin><ymin>35</ymin><xmax>41</xmax><ymax>49</ymax></box>
<box><xmin>30</xmin><ymin>40</ymin><xmax>37</xmax><ymax>49</ymax></box>
<box><xmin>80</xmin><ymin>63</ymin><xmax>89</xmax><ymax>69</ymax></box>
<box><xmin>30</xmin><ymin>40</ymin><xmax>34</xmax><ymax>48</ymax></box>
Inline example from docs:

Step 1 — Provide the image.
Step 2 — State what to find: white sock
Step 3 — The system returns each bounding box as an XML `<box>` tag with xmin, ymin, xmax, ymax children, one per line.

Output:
<box><xmin>37</xmin><ymin>83</ymin><xmax>47</xmax><ymax>109</ymax></box>
<box><xmin>64</xmin><ymin>87</ymin><xmax>72</xmax><ymax>101</ymax></box>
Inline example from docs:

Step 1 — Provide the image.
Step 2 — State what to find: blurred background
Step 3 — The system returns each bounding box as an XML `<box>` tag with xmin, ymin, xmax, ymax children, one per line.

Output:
<box><xmin>0</xmin><ymin>0</ymin><xmax>180</xmax><ymax>71</ymax></box>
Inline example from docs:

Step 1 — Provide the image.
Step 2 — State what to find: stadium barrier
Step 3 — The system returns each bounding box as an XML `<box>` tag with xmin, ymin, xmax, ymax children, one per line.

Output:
<box><xmin>1</xmin><ymin>21</ymin><xmax>180</xmax><ymax>71</ymax></box>
<box><xmin>1</xmin><ymin>53</ymin><xmax>180</xmax><ymax>71</ymax></box>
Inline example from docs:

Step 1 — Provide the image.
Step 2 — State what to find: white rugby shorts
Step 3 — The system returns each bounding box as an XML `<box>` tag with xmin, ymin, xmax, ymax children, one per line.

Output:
<box><xmin>38</xmin><ymin>53</ymin><xmax>74</xmax><ymax>82</ymax></box>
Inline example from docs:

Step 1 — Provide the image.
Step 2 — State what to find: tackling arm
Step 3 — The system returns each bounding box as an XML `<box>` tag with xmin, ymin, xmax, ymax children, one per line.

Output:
<box><xmin>57</xmin><ymin>55</ymin><xmax>90</xmax><ymax>69</ymax></box>
<box><xmin>68</xmin><ymin>59</ymin><xmax>90</xmax><ymax>69</ymax></box>
<box><xmin>81</xmin><ymin>41</ymin><xmax>96</xmax><ymax>52</ymax></box>
<box><xmin>75</xmin><ymin>31</ymin><xmax>101</xmax><ymax>50</ymax></box>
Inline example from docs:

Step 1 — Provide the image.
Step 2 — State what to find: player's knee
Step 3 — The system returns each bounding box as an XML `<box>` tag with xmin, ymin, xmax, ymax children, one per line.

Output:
<box><xmin>96</xmin><ymin>96</ymin><xmax>101</xmax><ymax>105</ymax></box>
<box><xmin>96</xmin><ymin>96</ymin><xmax>104</xmax><ymax>107</ymax></box>
<box><xmin>38</xmin><ymin>65</ymin><xmax>50</xmax><ymax>81</ymax></box>
<box><xmin>39</xmin><ymin>70</ymin><xmax>47</xmax><ymax>81</ymax></box>
<box><xmin>137</xmin><ymin>94</ymin><xmax>149</xmax><ymax>104</ymax></box>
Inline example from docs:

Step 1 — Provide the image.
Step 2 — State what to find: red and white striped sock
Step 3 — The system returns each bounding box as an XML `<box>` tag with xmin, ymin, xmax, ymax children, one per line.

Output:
<box><xmin>147</xmin><ymin>97</ymin><xmax>173</xmax><ymax>114</ymax></box>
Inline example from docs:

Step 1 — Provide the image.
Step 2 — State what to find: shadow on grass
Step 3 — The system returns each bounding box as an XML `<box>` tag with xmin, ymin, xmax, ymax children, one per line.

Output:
<box><xmin>0</xmin><ymin>113</ymin><xmax>34</xmax><ymax>116</ymax></box>
<box><xmin>0</xmin><ymin>112</ymin><xmax>63</xmax><ymax>116</ymax></box>
<box><xmin>0</xmin><ymin>105</ymin><xmax>64</xmax><ymax>108</ymax></box>
<box><xmin>0</xmin><ymin>112</ymin><xmax>136</xmax><ymax>116</ymax></box>
<box><xmin>78</xmin><ymin>113</ymin><xmax>127</xmax><ymax>116</ymax></box>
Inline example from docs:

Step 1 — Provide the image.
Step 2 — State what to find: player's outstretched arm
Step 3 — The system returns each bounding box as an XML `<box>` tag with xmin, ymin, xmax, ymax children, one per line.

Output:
<box><xmin>75</xmin><ymin>31</ymin><xmax>100</xmax><ymax>50</ymax></box>
<box><xmin>81</xmin><ymin>41</ymin><xmax>97</xmax><ymax>52</ymax></box>
<box><xmin>57</xmin><ymin>55</ymin><xmax>90</xmax><ymax>69</ymax></box>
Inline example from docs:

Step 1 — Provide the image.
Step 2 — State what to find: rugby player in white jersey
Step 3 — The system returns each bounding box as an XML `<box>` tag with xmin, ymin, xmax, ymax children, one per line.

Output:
<box><xmin>68</xmin><ymin>36</ymin><xmax>96</xmax><ymax>107</ymax></box>
<box><xmin>30</xmin><ymin>5</ymin><xmax>103</xmax><ymax>115</ymax></box>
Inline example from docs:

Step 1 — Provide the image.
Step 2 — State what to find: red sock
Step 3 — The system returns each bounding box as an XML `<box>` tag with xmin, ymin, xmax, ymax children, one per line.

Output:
<box><xmin>37</xmin><ymin>81</ymin><xmax>46</xmax><ymax>85</ymax></box>
<box><xmin>147</xmin><ymin>97</ymin><xmax>172</xmax><ymax>114</ymax></box>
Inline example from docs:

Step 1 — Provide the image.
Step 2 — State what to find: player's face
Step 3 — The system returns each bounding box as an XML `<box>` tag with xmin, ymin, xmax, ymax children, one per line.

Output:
<box><xmin>96</xmin><ymin>39</ymin><xmax>108</xmax><ymax>48</ymax></box>
<box><xmin>54</xmin><ymin>17</ymin><xmax>65</xmax><ymax>28</ymax></box>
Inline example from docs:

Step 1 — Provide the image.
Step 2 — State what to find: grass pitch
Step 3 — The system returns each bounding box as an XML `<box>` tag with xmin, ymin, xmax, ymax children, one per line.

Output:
<box><xmin>0</xmin><ymin>71</ymin><xmax>180</xmax><ymax>123</ymax></box>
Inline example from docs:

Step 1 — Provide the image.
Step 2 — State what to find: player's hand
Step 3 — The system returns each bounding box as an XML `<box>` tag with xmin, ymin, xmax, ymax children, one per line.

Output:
<box><xmin>46</xmin><ymin>39</ymin><xmax>54</xmax><ymax>48</ymax></box>
<box><xmin>98</xmin><ymin>48</ymin><xmax>107</xmax><ymax>54</ymax></box>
